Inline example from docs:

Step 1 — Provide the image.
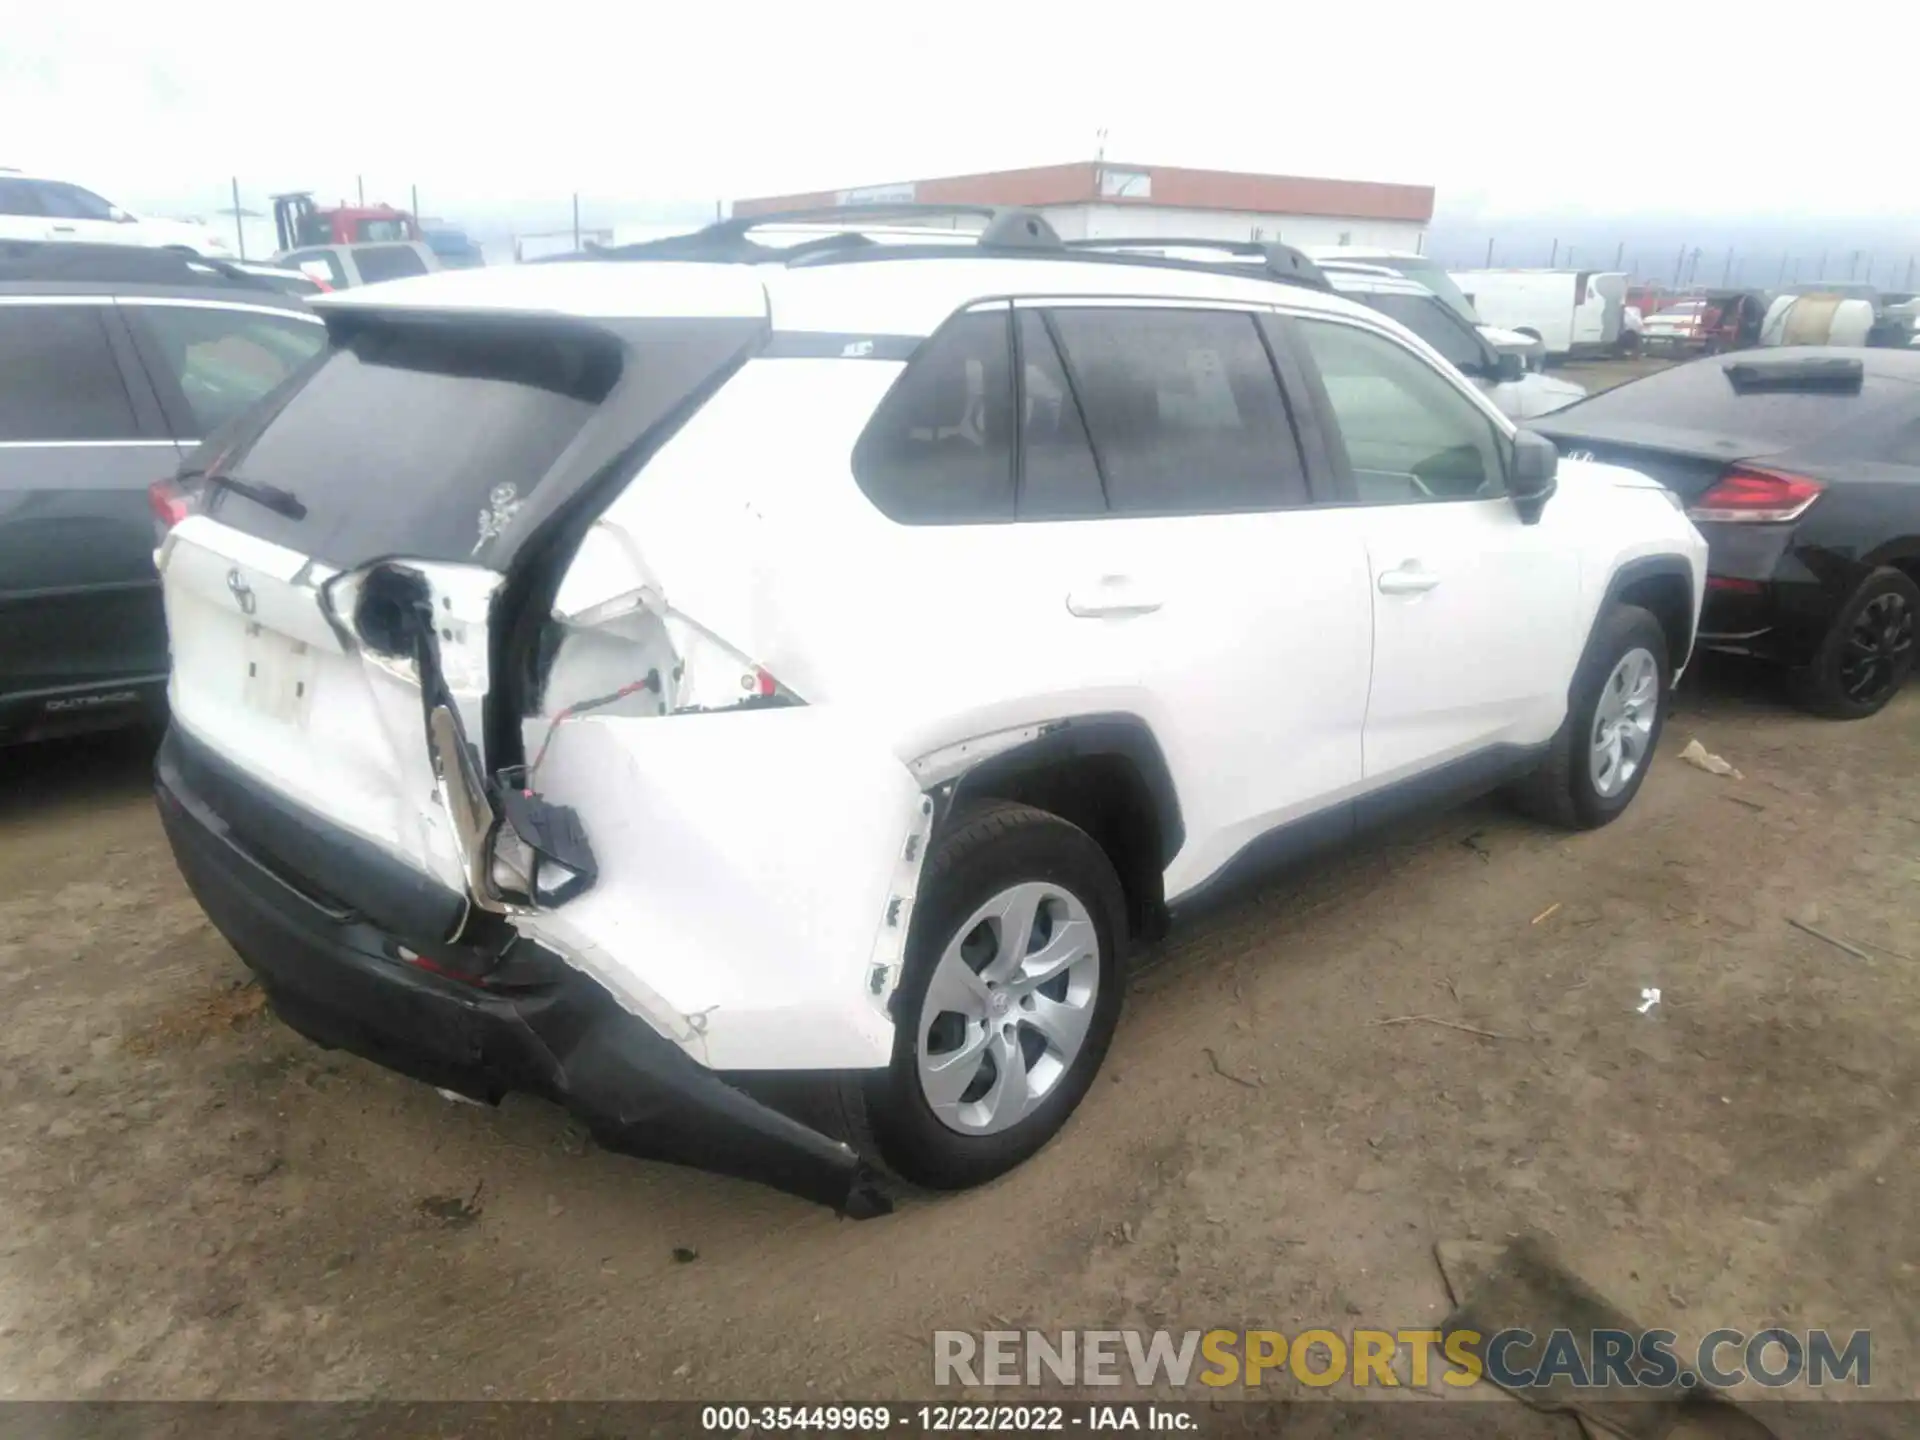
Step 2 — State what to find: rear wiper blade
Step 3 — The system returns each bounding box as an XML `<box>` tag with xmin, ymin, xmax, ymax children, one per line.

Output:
<box><xmin>179</xmin><ymin>465</ymin><xmax>307</xmax><ymax>521</ymax></box>
<box><xmin>1723</xmin><ymin>357</ymin><xmax>1863</xmax><ymax>394</ymax></box>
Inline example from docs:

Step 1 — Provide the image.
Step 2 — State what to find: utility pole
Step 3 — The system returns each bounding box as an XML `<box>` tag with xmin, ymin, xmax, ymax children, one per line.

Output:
<box><xmin>1817</xmin><ymin>248</ymin><xmax>1828</xmax><ymax>279</ymax></box>
<box><xmin>1848</xmin><ymin>249</ymin><xmax>1862</xmax><ymax>280</ymax></box>
<box><xmin>572</xmin><ymin>193</ymin><xmax>581</xmax><ymax>252</ymax></box>
<box><xmin>1722</xmin><ymin>248</ymin><xmax>1734</xmax><ymax>286</ymax></box>
<box><xmin>411</xmin><ymin>184</ymin><xmax>419</xmax><ymax>221</ymax></box>
<box><xmin>1484</xmin><ymin>236</ymin><xmax>1494</xmax><ymax>266</ymax></box>
<box><xmin>1907</xmin><ymin>256</ymin><xmax>1916</xmax><ymax>290</ymax></box>
<box><xmin>357</xmin><ymin>174</ymin><xmax>365</xmax><ymax>205</ymax></box>
<box><xmin>1673</xmin><ymin>244</ymin><xmax>1686</xmax><ymax>285</ymax></box>
<box><xmin>1548</xmin><ymin>238</ymin><xmax>1558</xmax><ymax>266</ymax></box>
<box><xmin>1614</xmin><ymin>240</ymin><xmax>1624</xmax><ymax>269</ymax></box>
<box><xmin>231</xmin><ymin>177</ymin><xmax>245</xmax><ymax>260</ymax></box>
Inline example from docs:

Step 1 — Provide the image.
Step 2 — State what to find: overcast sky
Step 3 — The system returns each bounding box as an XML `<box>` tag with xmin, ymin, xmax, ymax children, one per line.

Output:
<box><xmin>5</xmin><ymin>0</ymin><xmax>1917</xmax><ymax>236</ymax></box>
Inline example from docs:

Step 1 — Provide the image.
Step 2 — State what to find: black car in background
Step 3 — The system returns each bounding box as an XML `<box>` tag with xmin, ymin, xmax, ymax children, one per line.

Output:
<box><xmin>0</xmin><ymin>242</ymin><xmax>327</xmax><ymax>743</ymax></box>
<box><xmin>1531</xmin><ymin>349</ymin><xmax>1920</xmax><ymax>718</ymax></box>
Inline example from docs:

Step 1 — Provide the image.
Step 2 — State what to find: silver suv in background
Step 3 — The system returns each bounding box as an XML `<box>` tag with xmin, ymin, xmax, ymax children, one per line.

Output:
<box><xmin>1322</xmin><ymin>266</ymin><xmax>1586</xmax><ymax>419</ymax></box>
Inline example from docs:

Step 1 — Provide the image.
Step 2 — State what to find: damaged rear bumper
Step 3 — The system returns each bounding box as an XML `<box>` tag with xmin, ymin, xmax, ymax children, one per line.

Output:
<box><xmin>155</xmin><ymin>726</ymin><xmax>890</xmax><ymax>1217</ymax></box>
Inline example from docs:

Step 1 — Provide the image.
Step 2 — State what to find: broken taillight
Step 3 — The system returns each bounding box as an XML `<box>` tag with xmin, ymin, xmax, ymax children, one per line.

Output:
<box><xmin>149</xmin><ymin>477</ymin><xmax>194</xmax><ymax>541</ymax></box>
<box><xmin>1688</xmin><ymin>467</ymin><xmax>1825</xmax><ymax>524</ymax></box>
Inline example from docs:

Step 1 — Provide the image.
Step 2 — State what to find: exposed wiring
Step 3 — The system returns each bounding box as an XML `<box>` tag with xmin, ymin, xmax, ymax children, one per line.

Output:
<box><xmin>525</xmin><ymin>671</ymin><xmax>660</xmax><ymax>782</ymax></box>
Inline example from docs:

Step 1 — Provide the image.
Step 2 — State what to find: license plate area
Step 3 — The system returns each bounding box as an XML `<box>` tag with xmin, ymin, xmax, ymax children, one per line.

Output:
<box><xmin>241</xmin><ymin>622</ymin><xmax>318</xmax><ymax>723</ymax></box>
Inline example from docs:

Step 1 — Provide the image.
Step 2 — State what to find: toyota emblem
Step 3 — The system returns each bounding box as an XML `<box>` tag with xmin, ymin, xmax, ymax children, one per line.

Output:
<box><xmin>226</xmin><ymin>568</ymin><xmax>257</xmax><ymax>616</ymax></box>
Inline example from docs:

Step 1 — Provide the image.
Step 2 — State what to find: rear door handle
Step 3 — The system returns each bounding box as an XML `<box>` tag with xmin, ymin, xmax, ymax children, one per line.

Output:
<box><xmin>1066</xmin><ymin>576</ymin><xmax>1164</xmax><ymax>618</ymax></box>
<box><xmin>1377</xmin><ymin>562</ymin><xmax>1441</xmax><ymax>596</ymax></box>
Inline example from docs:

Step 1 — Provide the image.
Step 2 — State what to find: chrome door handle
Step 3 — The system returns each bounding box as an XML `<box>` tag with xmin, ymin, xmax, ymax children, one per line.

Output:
<box><xmin>1066</xmin><ymin>577</ymin><xmax>1164</xmax><ymax>618</ymax></box>
<box><xmin>1377</xmin><ymin>564</ymin><xmax>1441</xmax><ymax>595</ymax></box>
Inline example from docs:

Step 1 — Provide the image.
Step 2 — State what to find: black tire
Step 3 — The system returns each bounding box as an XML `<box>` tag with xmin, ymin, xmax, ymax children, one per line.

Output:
<box><xmin>1787</xmin><ymin>567</ymin><xmax>1919</xmax><ymax>720</ymax></box>
<box><xmin>864</xmin><ymin>800</ymin><xmax>1127</xmax><ymax>1190</ymax></box>
<box><xmin>1510</xmin><ymin>603</ymin><xmax>1671</xmax><ymax>830</ymax></box>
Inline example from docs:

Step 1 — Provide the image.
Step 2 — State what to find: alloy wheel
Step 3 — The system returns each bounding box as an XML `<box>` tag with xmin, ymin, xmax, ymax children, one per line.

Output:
<box><xmin>1840</xmin><ymin>592</ymin><xmax>1915</xmax><ymax>704</ymax></box>
<box><xmin>1590</xmin><ymin>647</ymin><xmax>1660</xmax><ymax>799</ymax></box>
<box><xmin>916</xmin><ymin>882</ymin><xmax>1101</xmax><ymax>1136</ymax></box>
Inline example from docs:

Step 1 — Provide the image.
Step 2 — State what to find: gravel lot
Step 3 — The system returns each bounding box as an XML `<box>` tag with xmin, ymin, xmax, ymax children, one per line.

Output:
<box><xmin>2</xmin><ymin>660</ymin><xmax>1915</xmax><ymax>1412</ymax></box>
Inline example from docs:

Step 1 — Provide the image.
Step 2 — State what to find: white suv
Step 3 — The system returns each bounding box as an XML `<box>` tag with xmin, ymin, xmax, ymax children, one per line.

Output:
<box><xmin>0</xmin><ymin>169</ymin><xmax>233</xmax><ymax>257</ymax></box>
<box><xmin>151</xmin><ymin>209</ymin><xmax>1705</xmax><ymax>1215</ymax></box>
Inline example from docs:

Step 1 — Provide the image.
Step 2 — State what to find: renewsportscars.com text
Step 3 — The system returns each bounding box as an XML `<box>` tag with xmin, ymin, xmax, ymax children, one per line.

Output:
<box><xmin>933</xmin><ymin>1327</ymin><xmax>1870</xmax><ymax>1389</ymax></box>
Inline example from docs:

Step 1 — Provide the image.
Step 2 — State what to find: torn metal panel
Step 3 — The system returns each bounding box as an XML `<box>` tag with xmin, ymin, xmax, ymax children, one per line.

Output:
<box><xmin>909</xmin><ymin>722</ymin><xmax>1056</xmax><ymax>788</ymax></box>
<box><xmin>517</xmin><ymin>706</ymin><xmax>929</xmax><ymax>1071</ymax></box>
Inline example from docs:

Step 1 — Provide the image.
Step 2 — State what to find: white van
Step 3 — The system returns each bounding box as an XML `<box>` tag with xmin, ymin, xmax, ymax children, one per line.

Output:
<box><xmin>1449</xmin><ymin>269</ymin><xmax>1628</xmax><ymax>360</ymax></box>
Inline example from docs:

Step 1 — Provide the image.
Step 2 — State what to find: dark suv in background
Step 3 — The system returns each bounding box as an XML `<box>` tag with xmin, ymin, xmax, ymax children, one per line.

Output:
<box><xmin>0</xmin><ymin>243</ymin><xmax>326</xmax><ymax>743</ymax></box>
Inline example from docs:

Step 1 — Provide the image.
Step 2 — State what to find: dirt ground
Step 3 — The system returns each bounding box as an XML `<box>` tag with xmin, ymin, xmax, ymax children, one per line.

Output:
<box><xmin>2</xmin><ymin>661</ymin><xmax>1916</xmax><ymax>1414</ymax></box>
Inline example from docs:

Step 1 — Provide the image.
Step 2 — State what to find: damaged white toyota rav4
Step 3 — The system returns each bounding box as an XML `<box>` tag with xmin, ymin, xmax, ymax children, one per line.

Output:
<box><xmin>153</xmin><ymin>210</ymin><xmax>1706</xmax><ymax>1216</ymax></box>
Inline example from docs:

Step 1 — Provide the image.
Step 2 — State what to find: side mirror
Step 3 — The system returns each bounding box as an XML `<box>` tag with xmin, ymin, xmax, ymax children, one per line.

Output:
<box><xmin>1509</xmin><ymin>430</ymin><xmax>1558</xmax><ymax>524</ymax></box>
<box><xmin>1492</xmin><ymin>350</ymin><xmax>1526</xmax><ymax>383</ymax></box>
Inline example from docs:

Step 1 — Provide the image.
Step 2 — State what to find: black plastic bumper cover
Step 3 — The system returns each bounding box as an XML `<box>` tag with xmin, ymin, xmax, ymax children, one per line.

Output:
<box><xmin>154</xmin><ymin>726</ymin><xmax>890</xmax><ymax>1217</ymax></box>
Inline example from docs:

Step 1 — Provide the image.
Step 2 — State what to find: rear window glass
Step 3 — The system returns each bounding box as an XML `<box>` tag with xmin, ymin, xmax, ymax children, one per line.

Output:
<box><xmin>207</xmin><ymin>315</ymin><xmax>760</xmax><ymax>568</ymax></box>
<box><xmin>214</xmin><ymin>319</ymin><xmax>622</xmax><ymax>565</ymax></box>
<box><xmin>1551</xmin><ymin>357</ymin><xmax>1908</xmax><ymax>446</ymax></box>
<box><xmin>351</xmin><ymin>245</ymin><xmax>429</xmax><ymax>284</ymax></box>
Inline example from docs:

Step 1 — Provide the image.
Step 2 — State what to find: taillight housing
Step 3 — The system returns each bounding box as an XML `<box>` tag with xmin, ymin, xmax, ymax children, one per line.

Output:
<box><xmin>149</xmin><ymin>477</ymin><xmax>194</xmax><ymax>540</ymax></box>
<box><xmin>1688</xmin><ymin>466</ymin><xmax>1825</xmax><ymax>524</ymax></box>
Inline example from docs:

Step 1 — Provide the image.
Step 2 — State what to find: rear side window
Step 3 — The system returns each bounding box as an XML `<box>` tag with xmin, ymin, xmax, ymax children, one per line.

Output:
<box><xmin>1546</xmin><ymin>356</ymin><xmax>1908</xmax><ymax>447</ymax></box>
<box><xmin>1047</xmin><ymin>308</ymin><xmax>1308</xmax><ymax>515</ymax></box>
<box><xmin>351</xmin><ymin>245</ymin><xmax>429</xmax><ymax>285</ymax></box>
<box><xmin>135</xmin><ymin>305</ymin><xmax>326</xmax><ymax>436</ymax></box>
<box><xmin>853</xmin><ymin>310</ymin><xmax>1015</xmax><ymax>523</ymax></box>
<box><xmin>0</xmin><ymin>305</ymin><xmax>140</xmax><ymax>441</ymax></box>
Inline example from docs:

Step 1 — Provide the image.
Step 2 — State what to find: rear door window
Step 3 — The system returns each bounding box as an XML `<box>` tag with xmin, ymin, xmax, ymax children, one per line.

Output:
<box><xmin>0</xmin><ymin>304</ymin><xmax>141</xmax><ymax>441</ymax></box>
<box><xmin>128</xmin><ymin>303</ymin><xmax>327</xmax><ymax>437</ymax></box>
<box><xmin>1046</xmin><ymin>308</ymin><xmax>1308</xmax><ymax>515</ymax></box>
<box><xmin>1015</xmin><ymin>311</ymin><xmax>1105</xmax><ymax>519</ymax></box>
<box><xmin>36</xmin><ymin>182</ymin><xmax>117</xmax><ymax>221</ymax></box>
<box><xmin>0</xmin><ymin>179</ymin><xmax>46</xmax><ymax>217</ymax></box>
<box><xmin>350</xmin><ymin>245</ymin><xmax>429</xmax><ymax>285</ymax></box>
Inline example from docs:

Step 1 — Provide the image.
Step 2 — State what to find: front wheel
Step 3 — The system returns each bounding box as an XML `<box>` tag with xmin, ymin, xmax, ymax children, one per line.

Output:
<box><xmin>865</xmin><ymin>801</ymin><xmax>1127</xmax><ymax>1190</ymax></box>
<box><xmin>1510</xmin><ymin>603</ymin><xmax>1670</xmax><ymax>829</ymax></box>
<box><xmin>1788</xmin><ymin>567</ymin><xmax>1919</xmax><ymax>719</ymax></box>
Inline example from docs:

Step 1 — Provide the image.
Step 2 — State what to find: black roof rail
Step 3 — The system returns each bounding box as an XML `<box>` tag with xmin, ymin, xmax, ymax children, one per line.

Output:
<box><xmin>588</xmin><ymin>204</ymin><xmax>1064</xmax><ymax>264</ymax></box>
<box><xmin>1063</xmin><ymin>236</ymin><xmax>1331</xmax><ymax>291</ymax></box>
<box><xmin>0</xmin><ymin>240</ymin><xmax>280</xmax><ymax>291</ymax></box>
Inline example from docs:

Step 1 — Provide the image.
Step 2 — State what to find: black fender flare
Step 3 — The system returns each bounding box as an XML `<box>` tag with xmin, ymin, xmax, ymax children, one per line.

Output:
<box><xmin>938</xmin><ymin>712</ymin><xmax>1185</xmax><ymax>868</ymax></box>
<box><xmin>1596</xmin><ymin>553</ymin><xmax>1698</xmax><ymax>673</ymax></box>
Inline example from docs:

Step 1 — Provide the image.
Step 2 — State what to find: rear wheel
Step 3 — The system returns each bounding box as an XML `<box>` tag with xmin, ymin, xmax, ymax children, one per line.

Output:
<box><xmin>865</xmin><ymin>801</ymin><xmax>1126</xmax><ymax>1189</ymax></box>
<box><xmin>1510</xmin><ymin>603</ymin><xmax>1670</xmax><ymax>829</ymax></box>
<box><xmin>1788</xmin><ymin>567</ymin><xmax>1918</xmax><ymax>719</ymax></box>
